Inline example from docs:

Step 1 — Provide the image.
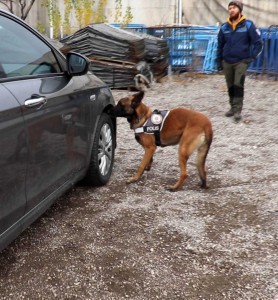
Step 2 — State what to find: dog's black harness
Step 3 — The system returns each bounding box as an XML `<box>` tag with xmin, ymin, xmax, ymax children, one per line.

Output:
<box><xmin>134</xmin><ymin>109</ymin><xmax>169</xmax><ymax>146</ymax></box>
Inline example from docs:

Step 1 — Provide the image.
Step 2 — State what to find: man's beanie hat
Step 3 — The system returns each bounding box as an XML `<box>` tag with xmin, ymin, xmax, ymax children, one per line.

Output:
<box><xmin>228</xmin><ymin>1</ymin><xmax>243</xmax><ymax>12</ymax></box>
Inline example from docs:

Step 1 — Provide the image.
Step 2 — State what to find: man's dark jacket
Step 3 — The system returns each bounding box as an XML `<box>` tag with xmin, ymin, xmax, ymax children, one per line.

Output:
<box><xmin>217</xmin><ymin>16</ymin><xmax>263</xmax><ymax>65</ymax></box>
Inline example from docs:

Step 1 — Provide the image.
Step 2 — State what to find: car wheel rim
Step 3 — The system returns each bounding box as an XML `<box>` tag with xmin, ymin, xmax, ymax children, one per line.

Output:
<box><xmin>98</xmin><ymin>123</ymin><xmax>113</xmax><ymax>176</ymax></box>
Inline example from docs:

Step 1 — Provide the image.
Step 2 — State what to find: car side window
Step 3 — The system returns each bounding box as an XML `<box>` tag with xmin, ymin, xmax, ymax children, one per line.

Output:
<box><xmin>0</xmin><ymin>15</ymin><xmax>61</xmax><ymax>79</ymax></box>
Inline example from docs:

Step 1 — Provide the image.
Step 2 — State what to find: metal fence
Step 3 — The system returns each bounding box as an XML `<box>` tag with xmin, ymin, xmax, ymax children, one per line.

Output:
<box><xmin>249</xmin><ymin>26</ymin><xmax>278</xmax><ymax>78</ymax></box>
<box><xmin>117</xmin><ymin>24</ymin><xmax>278</xmax><ymax>77</ymax></box>
<box><xmin>147</xmin><ymin>26</ymin><xmax>219</xmax><ymax>73</ymax></box>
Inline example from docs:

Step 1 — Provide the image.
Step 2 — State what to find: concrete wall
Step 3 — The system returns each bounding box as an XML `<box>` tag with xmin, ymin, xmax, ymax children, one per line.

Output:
<box><xmin>109</xmin><ymin>0</ymin><xmax>278</xmax><ymax>28</ymax></box>
<box><xmin>0</xmin><ymin>0</ymin><xmax>49</xmax><ymax>31</ymax></box>
<box><xmin>105</xmin><ymin>0</ymin><xmax>278</xmax><ymax>28</ymax></box>
<box><xmin>0</xmin><ymin>0</ymin><xmax>179</xmax><ymax>29</ymax></box>
<box><xmin>105</xmin><ymin>0</ymin><xmax>177</xmax><ymax>26</ymax></box>
<box><xmin>182</xmin><ymin>0</ymin><xmax>278</xmax><ymax>28</ymax></box>
<box><xmin>1</xmin><ymin>0</ymin><xmax>277</xmax><ymax>35</ymax></box>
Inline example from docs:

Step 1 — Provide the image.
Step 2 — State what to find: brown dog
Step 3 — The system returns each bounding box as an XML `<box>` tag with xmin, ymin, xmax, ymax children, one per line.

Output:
<box><xmin>111</xmin><ymin>91</ymin><xmax>213</xmax><ymax>191</ymax></box>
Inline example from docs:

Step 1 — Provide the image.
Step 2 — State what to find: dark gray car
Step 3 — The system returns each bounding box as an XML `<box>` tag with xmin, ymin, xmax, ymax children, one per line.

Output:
<box><xmin>0</xmin><ymin>10</ymin><xmax>116</xmax><ymax>251</ymax></box>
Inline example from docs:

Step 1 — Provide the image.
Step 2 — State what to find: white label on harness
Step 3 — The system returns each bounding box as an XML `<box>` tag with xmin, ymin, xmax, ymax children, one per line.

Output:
<box><xmin>146</xmin><ymin>125</ymin><xmax>159</xmax><ymax>132</ymax></box>
<box><xmin>151</xmin><ymin>114</ymin><xmax>163</xmax><ymax>125</ymax></box>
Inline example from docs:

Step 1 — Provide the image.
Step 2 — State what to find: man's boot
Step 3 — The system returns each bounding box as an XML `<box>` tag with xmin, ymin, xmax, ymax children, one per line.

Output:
<box><xmin>225</xmin><ymin>87</ymin><xmax>234</xmax><ymax>117</ymax></box>
<box><xmin>234</xmin><ymin>112</ymin><xmax>242</xmax><ymax>122</ymax></box>
<box><xmin>225</xmin><ymin>109</ymin><xmax>234</xmax><ymax>117</ymax></box>
<box><xmin>233</xmin><ymin>96</ymin><xmax>243</xmax><ymax>123</ymax></box>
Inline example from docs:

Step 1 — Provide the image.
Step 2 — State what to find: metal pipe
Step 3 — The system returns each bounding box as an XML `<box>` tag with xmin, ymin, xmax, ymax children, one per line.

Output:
<box><xmin>178</xmin><ymin>0</ymin><xmax>182</xmax><ymax>24</ymax></box>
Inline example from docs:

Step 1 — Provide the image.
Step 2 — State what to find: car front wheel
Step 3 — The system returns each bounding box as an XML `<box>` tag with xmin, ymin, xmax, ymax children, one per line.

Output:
<box><xmin>83</xmin><ymin>113</ymin><xmax>115</xmax><ymax>186</ymax></box>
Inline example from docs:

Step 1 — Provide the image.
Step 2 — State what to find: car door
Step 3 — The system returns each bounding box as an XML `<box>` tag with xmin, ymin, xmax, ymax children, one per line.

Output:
<box><xmin>0</xmin><ymin>13</ymin><xmax>91</xmax><ymax>214</ymax></box>
<box><xmin>0</xmin><ymin>85</ymin><xmax>27</xmax><ymax>235</ymax></box>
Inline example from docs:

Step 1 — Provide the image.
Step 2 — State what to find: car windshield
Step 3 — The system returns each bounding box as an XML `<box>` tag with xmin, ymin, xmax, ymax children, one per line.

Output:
<box><xmin>0</xmin><ymin>15</ymin><xmax>61</xmax><ymax>78</ymax></box>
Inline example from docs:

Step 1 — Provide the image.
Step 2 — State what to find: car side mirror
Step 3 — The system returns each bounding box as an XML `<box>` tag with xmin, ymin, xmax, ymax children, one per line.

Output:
<box><xmin>66</xmin><ymin>52</ymin><xmax>90</xmax><ymax>76</ymax></box>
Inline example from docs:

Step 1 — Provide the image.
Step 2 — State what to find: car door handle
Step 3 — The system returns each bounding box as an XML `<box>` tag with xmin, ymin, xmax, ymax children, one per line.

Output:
<box><xmin>25</xmin><ymin>96</ymin><xmax>47</xmax><ymax>108</ymax></box>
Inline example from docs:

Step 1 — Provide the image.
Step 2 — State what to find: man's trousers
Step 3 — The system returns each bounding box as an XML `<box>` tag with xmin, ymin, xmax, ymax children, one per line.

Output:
<box><xmin>222</xmin><ymin>61</ymin><xmax>248</xmax><ymax>113</ymax></box>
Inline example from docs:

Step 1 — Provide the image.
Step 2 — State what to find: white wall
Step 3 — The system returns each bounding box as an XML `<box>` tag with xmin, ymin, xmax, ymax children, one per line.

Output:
<box><xmin>0</xmin><ymin>0</ymin><xmax>48</xmax><ymax>31</ymax></box>
<box><xmin>1</xmin><ymin>0</ymin><xmax>278</xmax><ymax>35</ymax></box>
<box><xmin>105</xmin><ymin>0</ymin><xmax>177</xmax><ymax>26</ymax></box>
<box><xmin>106</xmin><ymin>0</ymin><xmax>278</xmax><ymax>28</ymax></box>
<box><xmin>182</xmin><ymin>0</ymin><xmax>278</xmax><ymax>28</ymax></box>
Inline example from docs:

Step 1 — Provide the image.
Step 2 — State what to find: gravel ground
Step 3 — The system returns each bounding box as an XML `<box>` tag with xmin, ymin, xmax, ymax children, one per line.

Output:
<box><xmin>0</xmin><ymin>74</ymin><xmax>277</xmax><ymax>300</ymax></box>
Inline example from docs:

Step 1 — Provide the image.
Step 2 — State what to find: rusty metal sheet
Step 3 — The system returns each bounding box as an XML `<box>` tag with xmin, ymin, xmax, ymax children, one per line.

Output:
<box><xmin>60</xmin><ymin>23</ymin><xmax>146</xmax><ymax>63</ymax></box>
<box><xmin>60</xmin><ymin>23</ymin><xmax>169</xmax><ymax>88</ymax></box>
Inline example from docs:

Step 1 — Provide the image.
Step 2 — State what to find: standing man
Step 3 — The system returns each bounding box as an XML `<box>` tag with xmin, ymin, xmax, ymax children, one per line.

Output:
<box><xmin>217</xmin><ymin>1</ymin><xmax>263</xmax><ymax>122</ymax></box>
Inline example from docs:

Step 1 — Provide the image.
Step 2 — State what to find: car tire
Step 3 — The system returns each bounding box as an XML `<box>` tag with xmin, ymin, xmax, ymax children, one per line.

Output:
<box><xmin>83</xmin><ymin>113</ymin><xmax>115</xmax><ymax>186</ymax></box>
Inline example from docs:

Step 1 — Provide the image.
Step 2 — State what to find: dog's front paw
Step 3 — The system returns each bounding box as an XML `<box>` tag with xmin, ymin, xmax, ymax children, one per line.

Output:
<box><xmin>166</xmin><ymin>185</ymin><xmax>178</xmax><ymax>192</ymax></box>
<box><xmin>200</xmin><ymin>180</ymin><xmax>209</xmax><ymax>189</ymax></box>
<box><xmin>126</xmin><ymin>177</ymin><xmax>138</xmax><ymax>184</ymax></box>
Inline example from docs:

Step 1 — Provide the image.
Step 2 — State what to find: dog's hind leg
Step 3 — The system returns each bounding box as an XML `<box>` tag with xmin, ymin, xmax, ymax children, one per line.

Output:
<box><xmin>167</xmin><ymin>149</ymin><xmax>189</xmax><ymax>191</ymax></box>
<box><xmin>196</xmin><ymin>136</ymin><xmax>212</xmax><ymax>189</ymax></box>
<box><xmin>167</xmin><ymin>134</ymin><xmax>197</xmax><ymax>191</ymax></box>
<box><xmin>126</xmin><ymin>146</ymin><xmax>156</xmax><ymax>184</ymax></box>
<box><xmin>196</xmin><ymin>145</ymin><xmax>209</xmax><ymax>188</ymax></box>
<box><xmin>167</xmin><ymin>131</ymin><xmax>206</xmax><ymax>191</ymax></box>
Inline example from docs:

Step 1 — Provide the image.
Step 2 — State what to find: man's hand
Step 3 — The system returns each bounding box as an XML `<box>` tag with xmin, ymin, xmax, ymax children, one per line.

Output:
<box><xmin>217</xmin><ymin>59</ymin><xmax>223</xmax><ymax>71</ymax></box>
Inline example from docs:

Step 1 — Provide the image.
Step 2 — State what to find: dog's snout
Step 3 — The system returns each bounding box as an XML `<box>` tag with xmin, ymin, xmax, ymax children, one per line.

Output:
<box><xmin>110</xmin><ymin>105</ymin><xmax>132</xmax><ymax>118</ymax></box>
<box><xmin>108</xmin><ymin>106</ymin><xmax>117</xmax><ymax>117</ymax></box>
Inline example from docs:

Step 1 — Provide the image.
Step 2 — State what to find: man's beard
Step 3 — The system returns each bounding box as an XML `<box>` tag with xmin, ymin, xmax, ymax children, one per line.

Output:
<box><xmin>229</xmin><ymin>11</ymin><xmax>241</xmax><ymax>21</ymax></box>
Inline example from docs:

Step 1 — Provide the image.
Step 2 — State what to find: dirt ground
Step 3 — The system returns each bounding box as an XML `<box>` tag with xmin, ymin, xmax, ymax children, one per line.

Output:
<box><xmin>0</xmin><ymin>74</ymin><xmax>277</xmax><ymax>300</ymax></box>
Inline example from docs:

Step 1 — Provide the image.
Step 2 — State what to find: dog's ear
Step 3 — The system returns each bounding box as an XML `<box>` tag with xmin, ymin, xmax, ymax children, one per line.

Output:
<box><xmin>131</xmin><ymin>91</ymin><xmax>144</xmax><ymax>108</ymax></box>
